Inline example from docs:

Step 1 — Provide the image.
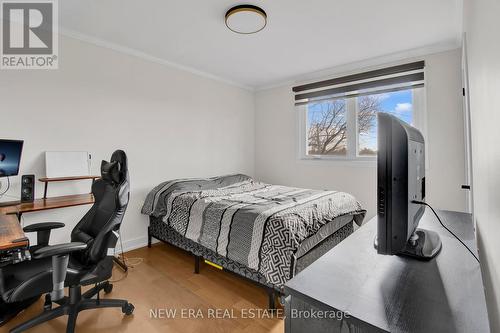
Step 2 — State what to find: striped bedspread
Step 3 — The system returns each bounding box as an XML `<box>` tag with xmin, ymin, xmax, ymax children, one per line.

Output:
<box><xmin>142</xmin><ymin>174</ymin><xmax>365</xmax><ymax>286</ymax></box>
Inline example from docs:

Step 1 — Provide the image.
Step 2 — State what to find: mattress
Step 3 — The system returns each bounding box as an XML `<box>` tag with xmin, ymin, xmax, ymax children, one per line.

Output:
<box><xmin>142</xmin><ymin>174</ymin><xmax>366</xmax><ymax>287</ymax></box>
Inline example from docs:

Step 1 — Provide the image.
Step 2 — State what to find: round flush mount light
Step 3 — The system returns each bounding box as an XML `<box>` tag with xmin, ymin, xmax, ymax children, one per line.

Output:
<box><xmin>225</xmin><ymin>5</ymin><xmax>267</xmax><ymax>34</ymax></box>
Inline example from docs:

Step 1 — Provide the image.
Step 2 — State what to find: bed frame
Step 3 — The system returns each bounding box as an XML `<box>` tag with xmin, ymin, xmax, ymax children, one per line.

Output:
<box><xmin>147</xmin><ymin>216</ymin><xmax>355</xmax><ymax>310</ymax></box>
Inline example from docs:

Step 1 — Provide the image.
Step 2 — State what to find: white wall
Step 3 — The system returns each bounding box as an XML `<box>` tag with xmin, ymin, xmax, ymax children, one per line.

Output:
<box><xmin>463</xmin><ymin>0</ymin><xmax>500</xmax><ymax>330</ymax></box>
<box><xmin>0</xmin><ymin>36</ymin><xmax>255</xmax><ymax>250</ymax></box>
<box><xmin>255</xmin><ymin>49</ymin><xmax>466</xmax><ymax>220</ymax></box>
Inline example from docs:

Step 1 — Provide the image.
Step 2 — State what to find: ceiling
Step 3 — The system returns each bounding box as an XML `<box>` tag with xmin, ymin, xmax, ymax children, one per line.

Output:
<box><xmin>59</xmin><ymin>0</ymin><xmax>463</xmax><ymax>89</ymax></box>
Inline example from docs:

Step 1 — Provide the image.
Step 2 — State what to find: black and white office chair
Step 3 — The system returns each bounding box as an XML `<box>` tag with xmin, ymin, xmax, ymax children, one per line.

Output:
<box><xmin>0</xmin><ymin>150</ymin><xmax>134</xmax><ymax>333</ymax></box>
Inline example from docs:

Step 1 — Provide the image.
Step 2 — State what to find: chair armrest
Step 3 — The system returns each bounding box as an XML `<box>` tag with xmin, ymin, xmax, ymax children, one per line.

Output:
<box><xmin>23</xmin><ymin>223</ymin><xmax>66</xmax><ymax>248</ymax></box>
<box><xmin>32</xmin><ymin>242</ymin><xmax>87</xmax><ymax>301</ymax></box>
<box><xmin>23</xmin><ymin>222</ymin><xmax>65</xmax><ymax>233</ymax></box>
<box><xmin>32</xmin><ymin>242</ymin><xmax>87</xmax><ymax>259</ymax></box>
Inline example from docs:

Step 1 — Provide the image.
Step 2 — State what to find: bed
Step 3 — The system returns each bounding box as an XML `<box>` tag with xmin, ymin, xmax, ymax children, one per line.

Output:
<box><xmin>141</xmin><ymin>174</ymin><xmax>365</xmax><ymax>308</ymax></box>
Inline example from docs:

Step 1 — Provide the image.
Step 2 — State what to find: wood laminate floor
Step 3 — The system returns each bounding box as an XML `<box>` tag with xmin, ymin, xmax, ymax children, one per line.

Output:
<box><xmin>1</xmin><ymin>243</ymin><xmax>284</xmax><ymax>333</ymax></box>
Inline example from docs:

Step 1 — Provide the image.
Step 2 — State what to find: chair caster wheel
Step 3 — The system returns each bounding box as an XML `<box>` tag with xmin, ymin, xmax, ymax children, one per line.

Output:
<box><xmin>103</xmin><ymin>283</ymin><xmax>113</xmax><ymax>294</ymax></box>
<box><xmin>122</xmin><ymin>302</ymin><xmax>134</xmax><ymax>315</ymax></box>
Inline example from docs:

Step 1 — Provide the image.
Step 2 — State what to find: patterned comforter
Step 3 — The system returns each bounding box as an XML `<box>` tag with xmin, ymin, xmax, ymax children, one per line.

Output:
<box><xmin>142</xmin><ymin>174</ymin><xmax>365</xmax><ymax>286</ymax></box>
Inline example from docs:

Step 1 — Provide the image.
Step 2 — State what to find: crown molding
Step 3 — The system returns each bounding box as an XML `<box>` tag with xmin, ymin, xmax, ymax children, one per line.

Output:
<box><xmin>59</xmin><ymin>28</ymin><xmax>255</xmax><ymax>92</ymax></box>
<box><xmin>256</xmin><ymin>39</ymin><xmax>462</xmax><ymax>91</ymax></box>
<box><xmin>57</xmin><ymin>28</ymin><xmax>461</xmax><ymax>93</ymax></box>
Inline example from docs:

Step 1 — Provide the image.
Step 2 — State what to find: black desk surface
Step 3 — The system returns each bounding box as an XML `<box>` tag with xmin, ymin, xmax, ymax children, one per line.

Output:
<box><xmin>285</xmin><ymin>209</ymin><xmax>490</xmax><ymax>332</ymax></box>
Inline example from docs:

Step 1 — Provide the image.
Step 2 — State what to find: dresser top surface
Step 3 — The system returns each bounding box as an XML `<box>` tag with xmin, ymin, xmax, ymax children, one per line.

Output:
<box><xmin>285</xmin><ymin>209</ymin><xmax>490</xmax><ymax>332</ymax></box>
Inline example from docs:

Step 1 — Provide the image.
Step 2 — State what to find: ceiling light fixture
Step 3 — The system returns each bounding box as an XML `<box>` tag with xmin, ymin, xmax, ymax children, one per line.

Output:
<box><xmin>225</xmin><ymin>5</ymin><xmax>267</xmax><ymax>34</ymax></box>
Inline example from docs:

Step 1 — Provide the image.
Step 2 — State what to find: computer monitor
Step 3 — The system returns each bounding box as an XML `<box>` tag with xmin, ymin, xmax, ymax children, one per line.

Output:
<box><xmin>376</xmin><ymin>113</ymin><xmax>441</xmax><ymax>259</ymax></box>
<box><xmin>0</xmin><ymin>139</ymin><xmax>24</xmax><ymax>178</ymax></box>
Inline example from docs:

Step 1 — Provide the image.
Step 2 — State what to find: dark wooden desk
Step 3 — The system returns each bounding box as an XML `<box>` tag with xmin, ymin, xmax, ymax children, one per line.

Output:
<box><xmin>0</xmin><ymin>194</ymin><xmax>94</xmax><ymax>218</ymax></box>
<box><xmin>284</xmin><ymin>210</ymin><xmax>490</xmax><ymax>333</ymax></box>
<box><xmin>0</xmin><ymin>214</ymin><xmax>28</xmax><ymax>252</ymax></box>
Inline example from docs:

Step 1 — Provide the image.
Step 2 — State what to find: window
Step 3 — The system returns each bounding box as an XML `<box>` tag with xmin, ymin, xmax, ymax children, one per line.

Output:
<box><xmin>306</xmin><ymin>99</ymin><xmax>347</xmax><ymax>156</ymax></box>
<box><xmin>294</xmin><ymin>61</ymin><xmax>426</xmax><ymax>161</ymax></box>
<box><xmin>357</xmin><ymin>89</ymin><xmax>415</xmax><ymax>156</ymax></box>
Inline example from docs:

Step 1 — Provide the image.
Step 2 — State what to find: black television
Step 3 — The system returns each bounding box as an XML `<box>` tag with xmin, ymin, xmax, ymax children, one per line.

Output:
<box><xmin>376</xmin><ymin>113</ymin><xmax>441</xmax><ymax>259</ymax></box>
<box><xmin>0</xmin><ymin>139</ymin><xmax>24</xmax><ymax>178</ymax></box>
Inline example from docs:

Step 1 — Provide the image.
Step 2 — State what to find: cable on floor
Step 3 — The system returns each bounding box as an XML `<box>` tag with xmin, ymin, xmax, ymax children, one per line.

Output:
<box><xmin>109</xmin><ymin>230</ymin><xmax>144</xmax><ymax>282</ymax></box>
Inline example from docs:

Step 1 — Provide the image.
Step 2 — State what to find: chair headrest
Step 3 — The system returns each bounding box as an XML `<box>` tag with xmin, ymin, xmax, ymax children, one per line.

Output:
<box><xmin>101</xmin><ymin>160</ymin><xmax>121</xmax><ymax>184</ymax></box>
<box><xmin>110</xmin><ymin>150</ymin><xmax>127</xmax><ymax>171</ymax></box>
<box><xmin>100</xmin><ymin>150</ymin><xmax>129</xmax><ymax>185</ymax></box>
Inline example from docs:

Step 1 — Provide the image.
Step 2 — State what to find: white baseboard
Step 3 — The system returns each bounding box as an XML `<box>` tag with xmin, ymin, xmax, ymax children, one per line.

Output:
<box><xmin>118</xmin><ymin>235</ymin><xmax>160</xmax><ymax>253</ymax></box>
<box><xmin>119</xmin><ymin>236</ymin><xmax>148</xmax><ymax>253</ymax></box>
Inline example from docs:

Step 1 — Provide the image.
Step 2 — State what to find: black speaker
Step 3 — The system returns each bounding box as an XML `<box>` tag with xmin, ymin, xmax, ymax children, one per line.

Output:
<box><xmin>21</xmin><ymin>174</ymin><xmax>35</xmax><ymax>203</ymax></box>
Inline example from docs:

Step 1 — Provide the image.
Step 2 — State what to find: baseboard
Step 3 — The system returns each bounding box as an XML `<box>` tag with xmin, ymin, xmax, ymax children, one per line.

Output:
<box><xmin>119</xmin><ymin>235</ymin><xmax>159</xmax><ymax>253</ymax></box>
<box><xmin>119</xmin><ymin>236</ymin><xmax>148</xmax><ymax>253</ymax></box>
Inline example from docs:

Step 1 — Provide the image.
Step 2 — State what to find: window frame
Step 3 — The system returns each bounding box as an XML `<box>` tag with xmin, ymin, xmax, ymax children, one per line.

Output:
<box><xmin>296</xmin><ymin>87</ymin><xmax>426</xmax><ymax>165</ymax></box>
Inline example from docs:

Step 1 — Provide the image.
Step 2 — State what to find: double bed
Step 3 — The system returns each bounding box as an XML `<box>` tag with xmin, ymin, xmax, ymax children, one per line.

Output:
<box><xmin>142</xmin><ymin>174</ymin><xmax>365</xmax><ymax>308</ymax></box>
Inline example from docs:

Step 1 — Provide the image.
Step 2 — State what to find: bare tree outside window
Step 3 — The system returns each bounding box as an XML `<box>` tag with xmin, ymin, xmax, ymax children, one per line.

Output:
<box><xmin>357</xmin><ymin>95</ymin><xmax>384</xmax><ymax>156</ymax></box>
<box><xmin>307</xmin><ymin>96</ymin><xmax>382</xmax><ymax>156</ymax></box>
<box><xmin>307</xmin><ymin>100</ymin><xmax>347</xmax><ymax>155</ymax></box>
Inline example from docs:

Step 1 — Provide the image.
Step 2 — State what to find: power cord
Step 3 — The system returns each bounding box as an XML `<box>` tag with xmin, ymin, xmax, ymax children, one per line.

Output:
<box><xmin>412</xmin><ymin>200</ymin><xmax>480</xmax><ymax>263</ymax></box>
<box><xmin>109</xmin><ymin>230</ymin><xmax>143</xmax><ymax>283</ymax></box>
<box><xmin>118</xmin><ymin>229</ymin><xmax>128</xmax><ymax>269</ymax></box>
<box><xmin>0</xmin><ymin>177</ymin><xmax>10</xmax><ymax>197</ymax></box>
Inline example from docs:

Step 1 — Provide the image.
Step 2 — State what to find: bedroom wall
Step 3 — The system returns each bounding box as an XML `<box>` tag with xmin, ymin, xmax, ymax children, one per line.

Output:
<box><xmin>0</xmin><ymin>35</ymin><xmax>255</xmax><ymax>251</ymax></box>
<box><xmin>463</xmin><ymin>0</ymin><xmax>500</xmax><ymax>330</ymax></box>
<box><xmin>254</xmin><ymin>49</ymin><xmax>466</xmax><ymax>220</ymax></box>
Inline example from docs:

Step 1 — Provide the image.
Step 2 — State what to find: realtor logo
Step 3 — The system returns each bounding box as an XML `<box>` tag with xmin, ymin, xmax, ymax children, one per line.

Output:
<box><xmin>1</xmin><ymin>0</ymin><xmax>58</xmax><ymax>69</ymax></box>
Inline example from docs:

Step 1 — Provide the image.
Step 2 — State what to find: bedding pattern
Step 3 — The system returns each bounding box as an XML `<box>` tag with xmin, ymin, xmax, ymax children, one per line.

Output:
<box><xmin>142</xmin><ymin>174</ymin><xmax>365</xmax><ymax>286</ymax></box>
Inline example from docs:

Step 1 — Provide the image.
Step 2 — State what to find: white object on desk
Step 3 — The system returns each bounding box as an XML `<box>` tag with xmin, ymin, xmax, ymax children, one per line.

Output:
<box><xmin>45</xmin><ymin>151</ymin><xmax>90</xmax><ymax>178</ymax></box>
<box><xmin>44</xmin><ymin>151</ymin><xmax>91</xmax><ymax>197</ymax></box>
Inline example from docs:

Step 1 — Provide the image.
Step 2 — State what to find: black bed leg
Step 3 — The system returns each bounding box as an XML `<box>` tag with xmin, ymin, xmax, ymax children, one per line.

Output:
<box><xmin>267</xmin><ymin>289</ymin><xmax>276</xmax><ymax>310</ymax></box>
<box><xmin>194</xmin><ymin>256</ymin><xmax>200</xmax><ymax>274</ymax></box>
<box><xmin>147</xmin><ymin>226</ymin><xmax>152</xmax><ymax>248</ymax></box>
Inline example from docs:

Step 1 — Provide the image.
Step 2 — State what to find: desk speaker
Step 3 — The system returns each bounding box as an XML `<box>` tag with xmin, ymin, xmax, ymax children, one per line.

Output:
<box><xmin>21</xmin><ymin>175</ymin><xmax>35</xmax><ymax>203</ymax></box>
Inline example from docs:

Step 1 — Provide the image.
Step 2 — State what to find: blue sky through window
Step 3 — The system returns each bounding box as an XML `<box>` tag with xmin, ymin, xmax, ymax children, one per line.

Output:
<box><xmin>359</xmin><ymin>89</ymin><xmax>413</xmax><ymax>153</ymax></box>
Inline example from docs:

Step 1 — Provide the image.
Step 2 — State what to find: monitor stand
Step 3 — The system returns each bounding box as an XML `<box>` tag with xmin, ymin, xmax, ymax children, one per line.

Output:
<box><xmin>400</xmin><ymin>228</ymin><xmax>442</xmax><ymax>260</ymax></box>
<box><xmin>0</xmin><ymin>199</ymin><xmax>21</xmax><ymax>207</ymax></box>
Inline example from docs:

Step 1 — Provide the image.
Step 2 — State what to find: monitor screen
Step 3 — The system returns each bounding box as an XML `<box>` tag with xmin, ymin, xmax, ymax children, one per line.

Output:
<box><xmin>0</xmin><ymin>140</ymin><xmax>24</xmax><ymax>178</ymax></box>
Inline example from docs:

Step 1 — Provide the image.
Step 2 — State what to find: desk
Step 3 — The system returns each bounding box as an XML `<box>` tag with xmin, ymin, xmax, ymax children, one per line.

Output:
<box><xmin>0</xmin><ymin>214</ymin><xmax>28</xmax><ymax>252</ymax></box>
<box><xmin>0</xmin><ymin>214</ymin><xmax>30</xmax><ymax>267</ymax></box>
<box><xmin>0</xmin><ymin>194</ymin><xmax>94</xmax><ymax>218</ymax></box>
<box><xmin>284</xmin><ymin>210</ymin><xmax>490</xmax><ymax>333</ymax></box>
